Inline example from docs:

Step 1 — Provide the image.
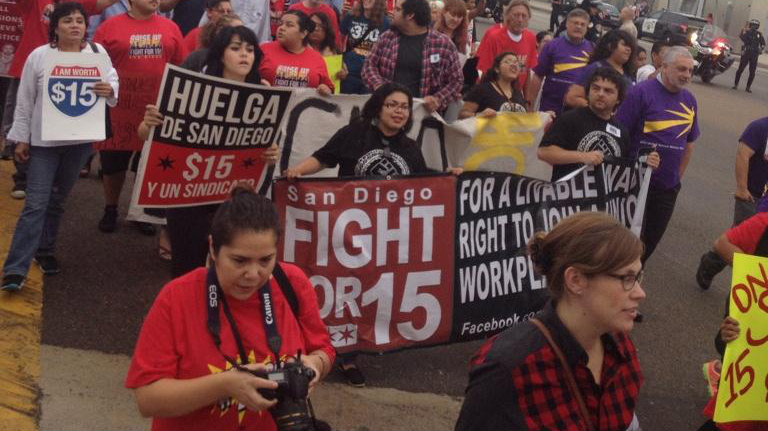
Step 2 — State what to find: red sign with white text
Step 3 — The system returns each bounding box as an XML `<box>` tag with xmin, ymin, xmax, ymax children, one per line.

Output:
<box><xmin>0</xmin><ymin>1</ymin><xmax>22</xmax><ymax>77</ymax></box>
<box><xmin>274</xmin><ymin>175</ymin><xmax>456</xmax><ymax>353</ymax></box>
<box><xmin>134</xmin><ymin>65</ymin><xmax>292</xmax><ymax>207</ymax></box>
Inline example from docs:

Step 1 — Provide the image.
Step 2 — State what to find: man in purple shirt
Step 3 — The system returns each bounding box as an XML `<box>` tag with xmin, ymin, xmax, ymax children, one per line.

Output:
<box><xmin>696</xmin><ymin>117</ymin><xmax>768</xmax><ymax>289</ymax></box>
<box><xmin>527</xmin><ymin>8</ymin><xmax>593</xmax><ymax>114</ymax></box>
<box><xmin>616</xmin><ymin>46</ymin><xmax>699</xmax><ymax>262</ymax></box>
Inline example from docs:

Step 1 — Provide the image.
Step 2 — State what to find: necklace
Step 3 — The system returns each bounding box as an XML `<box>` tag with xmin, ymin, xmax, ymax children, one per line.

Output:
<box><xmin>492</xmin><ymin>80</ymin><xmax>514</xmax><ymax>102</ymax></box>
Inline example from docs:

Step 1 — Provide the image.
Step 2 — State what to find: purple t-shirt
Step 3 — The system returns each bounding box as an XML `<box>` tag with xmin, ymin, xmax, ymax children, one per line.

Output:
<box><xmin>758</xmin><ymin>194</ymin><xmax>768</xmax><ymax>213</ymax></box>
<box><xmin>739</xmin><ymin>117</ymin><xmax>768</xmax><ymax>197</ymax></box>
<box><xmin>533</xmin><ymin>36</ymin><xmax>593</xmax><ymax>114</ymax></box>
<box><xmin>615</xmin><ymin>77</ymin><xmax>700</xmax><ymax>191</ymax></box>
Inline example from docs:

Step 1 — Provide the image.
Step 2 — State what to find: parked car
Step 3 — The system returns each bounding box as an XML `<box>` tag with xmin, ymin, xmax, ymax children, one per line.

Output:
<box><xmin>635</xmin><ymin>10</ymin><xmax>708</xmax><ymax>45</ymax></box>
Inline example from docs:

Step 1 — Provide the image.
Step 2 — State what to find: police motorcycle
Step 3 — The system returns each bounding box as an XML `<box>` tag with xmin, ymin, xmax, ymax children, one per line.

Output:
<box><xmin>689</xmin><ymin>24</ymin><xmax>734</xmax><ymax>83</ymax></box>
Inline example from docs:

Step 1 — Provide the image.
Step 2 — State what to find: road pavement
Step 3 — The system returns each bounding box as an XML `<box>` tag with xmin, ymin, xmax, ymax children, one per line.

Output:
<box><xmin>3</xmin><ymin>5</ymin><xmax>768</xmax><ymax>430</ymax></box>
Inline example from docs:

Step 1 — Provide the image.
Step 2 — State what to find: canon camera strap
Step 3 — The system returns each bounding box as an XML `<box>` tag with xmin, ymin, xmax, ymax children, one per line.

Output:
<box><xmin>206</xmin><ymin>266</ymin><xmax>282</xmax><ymax>365</ymax></box>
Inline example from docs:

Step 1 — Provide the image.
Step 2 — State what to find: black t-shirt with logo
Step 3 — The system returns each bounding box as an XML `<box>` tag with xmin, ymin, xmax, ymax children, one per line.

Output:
<box><xmin>313</xmin><ymin>121</ymin><xmax>429</xmax><ymax>177</ymax></box>
<box><xmin>539</xmin><ymin>106</ymin><xmax>630</xmax><ymax>181</ymax></box>
<box><xmin>463</xmin><ymin>81</ymin><xmax>527</xmax><ymax>114</ymax></box>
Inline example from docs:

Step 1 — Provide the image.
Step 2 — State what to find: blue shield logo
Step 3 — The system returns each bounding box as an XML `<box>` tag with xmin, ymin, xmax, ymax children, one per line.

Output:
<box><xmin>48</xmin><ymin>72</ymin><xmax>101</xmax><ymax>117</ymax></box>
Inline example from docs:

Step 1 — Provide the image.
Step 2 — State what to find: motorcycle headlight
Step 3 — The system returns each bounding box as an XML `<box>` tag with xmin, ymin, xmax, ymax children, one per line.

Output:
<box><xmin>690</xmin><ymin>32</ymin><xmax>698</xmax><ymax>43</ymax></box>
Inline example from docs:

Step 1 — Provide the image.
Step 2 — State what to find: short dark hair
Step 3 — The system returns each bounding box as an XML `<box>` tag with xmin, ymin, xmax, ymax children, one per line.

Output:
<box><xmin>282</xmin><ymin>10</ymin><xmax>316</xmax><ymax>44</ymax></box>
<box><xmin>584</xmin><ymin>66</ymin><xmax>626</xmax><ymax>104</ymax></box>
<box><xmin>205</xmin><ymin>26</ymin><xmax>263</xmax><ymax>84</ymax></box>
<box><xmin>402</xmin><ymin>0</ymin><xmax>431</xmax><ymax>27</ymax></box>
<box><xmin>536</xmin><ymin>30</ymin><xmax>552</xmax><ymax>44</ymax></box>
<box><xmin>590</xmin><ymin>29</ymin><xmax>638</xmax><ymax>77</ymax></box>
<box><xmin>651</xmin><ymin>39</ymin><xmax>671</xmax><ymax>55</ymax></box>
<box><xmin>636</xmin><ymin>46</ymin><xmax>647</xmax><ymax>55</ymax></box>
<box><xmin>206</xmin><ymin>0</ymin><xmax>229</xmax><ymax>9</ymax></box>
<box><xmin>210</xmin><ymin>186</ymin><xmax>280</xmax><ymax>254</ymax></box>
<box><xmin>360</xmin><ymin>82</ymin><xmax>414</xmax><ymax>133</ymax></box>
<box><xmin>49</xmin><ymin>2</ymin><xmax>88</xmax><ymax>44</ymax></box>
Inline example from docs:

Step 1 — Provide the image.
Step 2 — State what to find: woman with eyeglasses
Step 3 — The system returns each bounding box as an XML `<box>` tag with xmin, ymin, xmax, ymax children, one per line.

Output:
<box><xmin>456</xmin><ymin>211</ymin><xmax>646</xmax><ymax>431</ymax></box>
<box><xmin>284</xmin><ymin>82</ymin><xmax>430</xmax><ymax>179</ymax></box>
<box><xmin>459</xmin><ymin>51</ymin><xmax>527</xmax><ymax>118</ymax></box>
<box><xmin>284</xmin><ymin>82</ymin><xmax>461</xmax><ymax>386</ymax></box>
<box><xmin>308</xmin><ymin>12</ymin><xmax>339</xmax><ymax>56</ymax></box>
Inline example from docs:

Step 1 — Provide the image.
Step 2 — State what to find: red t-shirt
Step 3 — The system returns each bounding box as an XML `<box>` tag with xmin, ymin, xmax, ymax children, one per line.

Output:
<box><xmin>9</xmin><ymin>0</ymin><xmax>98</xmax><ymax>78</ymax></box>
<box><xmin>726</xmin><ymin>213</ymin><xmax>768</xmax><ymax>255</ymax></box>
<box><xmin>259</xmin><ymin>41</ymin><xmax>334</xmax><ymax>90</ymax></box>
<box><xmin>182</xmin><ymin>26</ymin><xmax>202</xmax><ymax>53</ymax></box>
<box><xmin>270</xmin><ymin>0</ymin><xmax>285</xmax><ymax>38</ymax></box>
<box><xmin>288</xmin><ymin>2</ymin><xmax>342</xmax><ymax>50</ymax></box>
<box><xmin>475</xmin><ymin>25</ymin><xmax>538</xmax><ymax>90</ymax></box>
<box><xmin>93</xmin><ymin>13</ymin><xmax>186</xmax><ymax>151</ymax></box>
<box><xmin>125</xmin><ymin>264</ymin><xmax>335</xmax><ymax>431</ymax></box>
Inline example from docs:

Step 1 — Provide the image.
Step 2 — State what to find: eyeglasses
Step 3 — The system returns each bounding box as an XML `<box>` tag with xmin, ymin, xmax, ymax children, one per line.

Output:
<box><xmin>383</xmin><ymin>101</ymin><xmax>409</xmax><ymax>112</ymax></box>
<box><xmin>605</xmin><ymin>270</ymin><xmax>644</xmax><ymax>291</ymax></box>
<box><xmin>500</xmin><ymin>60</ymin><xmax>520</xmax><ymax>69</ymax></box>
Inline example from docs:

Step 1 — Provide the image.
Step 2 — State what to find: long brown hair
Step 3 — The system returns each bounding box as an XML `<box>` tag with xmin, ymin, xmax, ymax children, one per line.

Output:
<box><xmin>353</xmin><ymin>0</ymin><xmax>388</xmax><ymax>29</ymax></box>
<box><xmin>527</xmin><ymin>212</ymin><xmax>643</xmax><ymax>300</ymax></box>
<box><xmin>435</xmin><ymin>0</ymin><xmax>468</xmax><ymax>54</ymax></box>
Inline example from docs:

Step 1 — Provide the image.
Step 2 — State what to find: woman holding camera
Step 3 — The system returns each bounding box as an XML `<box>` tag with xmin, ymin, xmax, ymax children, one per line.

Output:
<box><xmin>125</xmin><ymin>187</ymin><xmax>335</xmax><ymax>430</ymax></box>
<box><xmin>456</xmin><ymin>211</ymin><xmax>645</xmax><ymax>430</ymax></box>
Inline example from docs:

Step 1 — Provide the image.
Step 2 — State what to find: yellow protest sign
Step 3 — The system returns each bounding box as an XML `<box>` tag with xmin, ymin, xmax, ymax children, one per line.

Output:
<box><xmin>461</xmin><ymin>113</ymin><xmax>551</xmax><ymax>181</ymax></box>
<box><xmin>714</xmin><ymin>253</ymin><xmax>768</xmax><ymax>422</ymax></box>
<box><xmin>324</xmin><ymin>54</ymin><xmax>343</xmax><ymax>95</ymax></box>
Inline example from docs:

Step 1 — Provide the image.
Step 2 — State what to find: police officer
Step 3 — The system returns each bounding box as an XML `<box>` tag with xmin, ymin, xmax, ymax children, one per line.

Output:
<box><xmin>733</xmin><ymin>19</ymin><xmax>765</xmax><ymax>93</ymax></box>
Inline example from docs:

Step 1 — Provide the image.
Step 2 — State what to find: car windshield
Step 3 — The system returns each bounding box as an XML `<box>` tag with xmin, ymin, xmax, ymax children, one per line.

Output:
<box><xmin>699</xmin><ymin>24</ymin><xmax>728</xmax><ymax>44</ymax></box>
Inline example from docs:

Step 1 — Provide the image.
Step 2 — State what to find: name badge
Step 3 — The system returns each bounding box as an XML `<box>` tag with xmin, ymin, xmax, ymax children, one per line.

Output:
<box><xmin>430</xmin><ymin>53</ymin><xmax>440</xmax><ymax>63</ymax></box>
<box><xmin>606</xmin><ymin>124</ymin><xmax>621</xmax><ymax>137</ymax></box>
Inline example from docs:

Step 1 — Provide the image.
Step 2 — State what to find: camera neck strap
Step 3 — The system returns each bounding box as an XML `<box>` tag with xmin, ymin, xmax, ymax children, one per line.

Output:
<box><xmin>206</xmin><ymin>266</ymin><xmax>283</xmax><ymax>365</ymax></box>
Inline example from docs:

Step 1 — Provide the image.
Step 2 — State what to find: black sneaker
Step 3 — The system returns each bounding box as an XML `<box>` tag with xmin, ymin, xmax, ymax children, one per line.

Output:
<box><xmin>339</xmin><ymin>364</ymin><xmax>366</xmax><ymax>387</ymax></box>
<box><xmin>1</xmin><ymin>274</ymin><xmax>25</xmax><ymax>292</ymax></box>
<box><xmin>33</xmin><ymin>255</ymin><xmax>60</xmax><ymax>275</ymax></box>
<box><xmin>696</xmin><ymin>255</ymin><xmax>713</xmax><ymax>290</ymax></box>
<box><xmin>98</xmin><ymin>206</ymin><xmax>118</xmax><ymax>233</ymax></box>
<box><xmin>132</xmin><ymin>221</ymin><xmax>157</xmax><ymax>236</ymax></box>
<box><xmin>746</xmin><ymin>88</ymin><xmax>752</xmax><ymax>93</ymax></box>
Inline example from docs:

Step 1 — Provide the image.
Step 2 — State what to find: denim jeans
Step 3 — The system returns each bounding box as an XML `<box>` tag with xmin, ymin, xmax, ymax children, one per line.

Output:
<box><xmin>2</xmin><ymin>143</ymin><xmax>92</xmax><ymax>276</ymax></box>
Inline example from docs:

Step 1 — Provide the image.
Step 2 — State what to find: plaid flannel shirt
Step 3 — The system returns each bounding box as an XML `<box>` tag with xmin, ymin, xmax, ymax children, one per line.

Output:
<box><xmin>362</xmin><ymin>28</ymin><xmax>463</xmax><ymax>110</ymax></box>
<box><xmin>456</xmin><ymin>301</ymin><xmax>644</xmax><ymax>431</ymax></box>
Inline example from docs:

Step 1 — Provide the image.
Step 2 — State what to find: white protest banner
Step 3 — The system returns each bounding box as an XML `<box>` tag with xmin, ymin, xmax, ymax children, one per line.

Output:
<box><xmin>271</xmin><ymin>91</ymin><xmax>551</xmax><ymax>190</ymax></box>
<box><xmin>42</xmin><ymin>51</ymin><xmax>111</xmax><ymax>141</ymax></box>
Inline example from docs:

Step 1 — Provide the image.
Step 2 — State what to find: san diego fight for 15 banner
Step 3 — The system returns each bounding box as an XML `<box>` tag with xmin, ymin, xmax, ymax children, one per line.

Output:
<box><xmin>273</xmin><ymin>159</ymin><xmax>648</xmax><ymax>354</ymax></box>
<box><xmin>132</xmin><ymin>65</ymin><xmax>292</xmax><ymax>207</ymax></box>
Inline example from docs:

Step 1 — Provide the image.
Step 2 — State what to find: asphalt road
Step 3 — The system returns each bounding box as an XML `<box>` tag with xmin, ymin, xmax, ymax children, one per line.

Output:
<box><xmin>39</xmin><ymin>16</ymin><xmax>768</xmax><ymax>431</ymax></box>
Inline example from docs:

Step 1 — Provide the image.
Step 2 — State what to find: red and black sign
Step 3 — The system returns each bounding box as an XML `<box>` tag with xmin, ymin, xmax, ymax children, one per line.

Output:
<box><xmin>136</xmin><ymin>65</ymin><xmax>293</xmax><ymax>207</ymax></box>
<box><xmin>0</xmin><ymin>1</ymin><xmax>22</xmax><ymax>77</ymax></box>
<box><xmin>273</xmin><ymin>160</ymin><xmax>646</xmax><ymax>354</ymax></box>
<box><xmin>274</xmin><ymin>175</ymin><xmax>456</xmax><ymax>352</ymax></box>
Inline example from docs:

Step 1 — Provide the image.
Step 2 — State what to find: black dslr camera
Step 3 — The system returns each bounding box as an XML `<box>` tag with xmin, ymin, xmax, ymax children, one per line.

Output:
<box><xmin>248</xmin><ymin>359</ymin><xmax>318</xmax><ymax>431</ymax></box>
